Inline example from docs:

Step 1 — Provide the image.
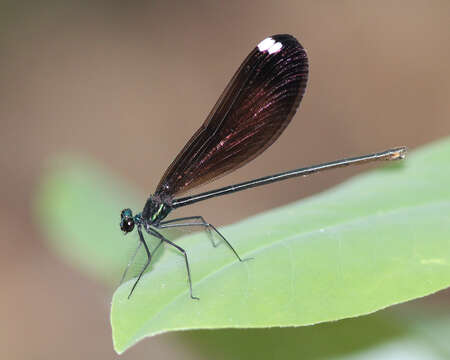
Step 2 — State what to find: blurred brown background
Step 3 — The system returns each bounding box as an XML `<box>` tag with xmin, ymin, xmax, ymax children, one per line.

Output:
<box><xmin>1</xmin><ymin>1</ymin><xmax>449</xmax><ymax>359</ymax></box>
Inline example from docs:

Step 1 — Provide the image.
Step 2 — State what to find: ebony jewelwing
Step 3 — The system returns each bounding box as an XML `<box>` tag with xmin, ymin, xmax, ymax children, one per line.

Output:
<box><xmin>119</xmin><ymin>34</ymin><xmax>406</xmax><ymax>300</ymax></box>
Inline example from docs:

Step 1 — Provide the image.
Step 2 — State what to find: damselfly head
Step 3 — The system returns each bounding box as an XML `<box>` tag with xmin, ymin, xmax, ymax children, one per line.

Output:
<box><xmin>120</xmin><ymin>208</ymin><xmax>135</xmax><ymax>234</ymax></box>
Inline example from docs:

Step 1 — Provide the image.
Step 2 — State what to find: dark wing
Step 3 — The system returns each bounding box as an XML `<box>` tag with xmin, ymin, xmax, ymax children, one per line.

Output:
<box><xmin>156</xmin><ymin>34</ymin><xmax>308</xmax><ymax>197</ymax></box>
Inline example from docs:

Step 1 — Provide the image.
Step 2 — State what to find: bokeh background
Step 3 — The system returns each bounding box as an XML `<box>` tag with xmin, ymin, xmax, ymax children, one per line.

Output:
<box><xmin>1</xmin><ymin>1</ymin><xmax>449</xmax><ymax>359</ymax></box>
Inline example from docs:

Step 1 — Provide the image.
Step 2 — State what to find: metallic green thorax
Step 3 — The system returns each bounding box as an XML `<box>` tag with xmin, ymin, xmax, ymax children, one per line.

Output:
<box><xmin>141</xmin><ymin>194</ymin><xmax>173</xmax><ymax>225</ymax></box>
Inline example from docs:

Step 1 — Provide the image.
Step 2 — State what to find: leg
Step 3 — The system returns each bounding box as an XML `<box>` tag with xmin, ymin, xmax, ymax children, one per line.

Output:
<box><xmin>127</xmin><ymin>226</ymin><xmax>163</xmax><ymax>299</ymax></box>
<box><xmin>148</xmin><ymin>227</ymin><xmax>199</xmax><ymax>300</ymax></box>
<box><xmin>119</xmin><ymin>240</ymin><xmax>142</xmax><ymax>285</ymax></box>
<box><xmin>158</xmin><ymin>216</ymin><xmax>250</xmax><ymax>262</ymax></box>
<box><xmin>159</xmin><ymin>216</ymin><xmax>218</xmax><ymax>247</ymax></box>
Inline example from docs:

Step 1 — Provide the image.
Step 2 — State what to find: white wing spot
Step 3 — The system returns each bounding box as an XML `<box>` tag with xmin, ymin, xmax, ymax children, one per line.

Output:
<box><xmin>257</xmin><ymin>37</ymin><xmax>275</xmax><ymax>52</ymax></box>
<box><xmin>268</xmin><ymin>42</ymin><xmax>282</xmax><ymax>54</ymax></box>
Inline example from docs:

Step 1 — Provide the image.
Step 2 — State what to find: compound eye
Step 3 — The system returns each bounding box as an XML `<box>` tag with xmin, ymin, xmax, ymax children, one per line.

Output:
<box><xmin>121</xmin><ymin>208</ymin><xmax>133</xmax><ymax>219</ymax></box>
<box><xmin>120</xmin><ymin>218</ymin><xmax>135</xmax><ymax>233</ymax></box>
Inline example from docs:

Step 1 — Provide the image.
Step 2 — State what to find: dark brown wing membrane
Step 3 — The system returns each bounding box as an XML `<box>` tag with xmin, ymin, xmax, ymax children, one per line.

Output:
<box><xmin>156</xmin><ymin>34</ymin><xmax>308</xmax><ymax>197</ymax></box>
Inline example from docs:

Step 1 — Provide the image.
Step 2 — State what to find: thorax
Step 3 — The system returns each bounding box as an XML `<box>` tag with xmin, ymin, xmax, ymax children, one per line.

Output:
<box><xmin>142</xmin><ymin>193</ymin><xmax>172</xmax><ymax>226</ymax></box>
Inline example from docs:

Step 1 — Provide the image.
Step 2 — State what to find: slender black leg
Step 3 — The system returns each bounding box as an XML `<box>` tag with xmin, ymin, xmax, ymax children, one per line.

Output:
<box><xmin>120</xmin><ymin>240</ymin><xmax>142</xmax><ymax>285</ymax></box>
<box><xmin>158</xmin><ymin>216</ymin><xmax>252</xmax><ymax>262</ymax></box>
<box><xmin>148</xmin><ymin>227</ymin><xmax>199</xmax><ymax>300</ymax></box>
<box><xmin>159</xmin><ymin>216</ymin><xmax>218</xmax><ymax>247</ymax></box>
<box><xmin>127</xmin><ymin>226</ymin><xmax>162</xmax><ymax>299</ymax></box>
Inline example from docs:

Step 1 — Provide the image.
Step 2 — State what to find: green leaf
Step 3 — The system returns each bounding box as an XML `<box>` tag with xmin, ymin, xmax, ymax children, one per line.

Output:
<box><xmin>181</xmin><ymin>309</ymin><xmax>450</xmax><ymax>360</ymax></box>
<box><xmin>111</xmin><ymin>139</ymin><xmax>450</xmax><ymax>353</ymax></box>
<box><xmin>35</xmin><ymin>139</ymin><xmax>450</xmax><ymax>354</ymax></box>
